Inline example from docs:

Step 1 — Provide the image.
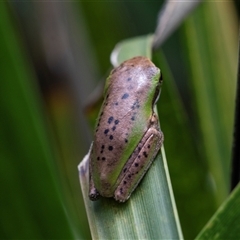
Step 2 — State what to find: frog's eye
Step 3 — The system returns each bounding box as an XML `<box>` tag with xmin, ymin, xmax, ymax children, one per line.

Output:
<box><xmin>159</xmin><ymin>73</ymin><xmax>163</xmax><ymax>82</ymax></box>
<box><xmin>159</xmin><ymin>73</ymin><xmax>163</xmax><ymax>85</ymax></box>
<box><xmin>152</xmin><ymin>71</ymin><xmax>163</xmax><ymax>106</ymax></box>
<box><xmin>152</xmin><ymin>83</ymin><xmax>160</xmax><ymax>107</ymax></box>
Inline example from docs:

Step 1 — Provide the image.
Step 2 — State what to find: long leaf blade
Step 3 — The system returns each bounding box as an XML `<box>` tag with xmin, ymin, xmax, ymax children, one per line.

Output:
<box><xmin>196</xmin><ymin>183</ymin><xmax>240</xmax><ymax>239</ymax></box>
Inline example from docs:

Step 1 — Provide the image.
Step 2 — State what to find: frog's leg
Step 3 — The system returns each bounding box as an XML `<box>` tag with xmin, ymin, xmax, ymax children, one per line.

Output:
<box><xmin>88</xmin><ymin>146</ymin><xmax>101</xmax><ymax>201</ymax></box>
<box><xmin>114</xmin><ymin>127</ymin><xmax>163</xmax><ymax>202</ymax></box>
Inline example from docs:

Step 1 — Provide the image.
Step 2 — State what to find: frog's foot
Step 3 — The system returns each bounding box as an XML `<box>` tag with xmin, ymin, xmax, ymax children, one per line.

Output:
<box><xmin>114</xmin><ymin>128</ymin><xmax>163</xmax><ymax>202</ymax></box>
<box><xmin>89</xmin><ymin>187</ymin><xmax>101</xmax><ymax>201</ymax></box>
<box><xmin>89</xmin><ymin>152</ymin><xmax>101</xmax><ymax>201</ymax></box>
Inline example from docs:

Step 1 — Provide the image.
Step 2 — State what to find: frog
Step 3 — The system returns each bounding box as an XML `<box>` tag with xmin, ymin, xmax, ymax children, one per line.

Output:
<box><xmin>88</xmin><ymin>56</ymin><xmax>164</xmax><ymax>202</ymax></box>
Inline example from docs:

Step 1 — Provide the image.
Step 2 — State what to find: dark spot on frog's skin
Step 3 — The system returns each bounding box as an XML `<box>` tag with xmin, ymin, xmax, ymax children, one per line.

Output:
<box><xmin>123</xmin><ymin>168</ymin><xmax>127</xmax><ymax>173</ymax></box>
<box><xmin>100</xmin><ymin>112</ymin><xmax>104</xmax><ymax>116</ymax></box>
<box><xmin>124</xmin><ymin>181</ymin><xmax>127</xmax><ymax>185</ymax></box>
<box><xmin>143</xmin><ymin>152</ymin><xmax>148</xmax><ymax>158</ymax></box>
<box><xmin>97</xmin><ymin>157</ymin><xmax>100</xmax><ymax>160</ymax></box>
<box><xmin>120</xmin><ymin>188</ymin><xmax>123</xmax><ymax>194</ymax></box>
<box><xmin>127</xmin><ymin>77</ymin><xmax>132</xmax><ymax>81</ymax></box>
<box><xmin>147</xmin><ymin>145</ymin><xmax>150</xmax><ymax>149</ymax></box>
<box><xmin>109</xmin><ymin>135</ymin><xmax>113</xmax><ymax>140</ymax></box>
<box><xmin>112</xmin><ymin>126</ymin><xmax>116</xmax><ymax>131</ymax></box>
<box><xmin>131</xmin><ymin>64</ymin><xmax>134</xmax><ymax>67</ymax></box>
<box><xmin>104</xmin><ymin>129</ymin><xmax>109</xmax><ymax>135</ymax></box>
<box><xmin>135</xmin><ymin>163</ymin><xmax>139</xmax><ymax>167</ymax></box>
<box><xmin>125</xmin><ymin>139</ymin><xmax>128</xmax><ymax>143</ymax></box>
<box><xmin>115</xmin><ymin>102</ymin><xmax>118</xmax><ymax>106</ymax></box>
<box><xmin>108</xmin><ymin>146</ymin><xmax>113</xmax><ymax>151</ymax></box>
<box><xmin>100</xmin><ymin>150</ymin><xmax>103</xmax><ymax>154</ymax></box>
<box><xmin>101</xmin><ymin>145</ymin><xmax>105</xmax><ymax>149</ymax></box>
<box><xmin>138</xmin><ymin>147</ymin><xmax>141</xmax><ymax>151</ymax></box>
<box><xmin>131</xmin><ymin>116</ymin><xmax>135</xmax><ymax>121</ymax></box>
<box><xmin>128</xmin><ymin>174</ymin><xmax>131</xmax><ymax>178</ymax></box>
<box><xmin>121</xmin><ymin>93</ymin><xmax>129</xmax><ymax>99</ymax></box>
<box><xmin>97</xmin><ymin>122</ymin><xmax>100</xmax><ymax>127</ymax></box>
<box><xmin>106</xmin><ymin>94</ymin><xmax>109</xmax><ymax>99</ymax></box>
<box><xmin>108</xmin><ymin>116</ymin><xmax>114</xmax><ymax>124</ymax></box>
<box><xmin>131</xmin><ymin>100</ymin><xmax>140</xmax><ymax>110</ymax></box>
<box><xmin>138</xmin><ymin>155</ymin><xmax>141</xmax><ymax>158</ymax></box>
<box><xmin>102</xmin><ymin>157</ymin><xmax>106</xmax><ymax>161</ymax></box>
<box><xmin>114</xmin><ymin>120</ymin><xmax>119</xmax><ymax>125</ymax></box>
<box><xmin>96</xmin><ymin>129</ymin><xmax>98</xmax><ymax>132</ymax></box>
<box><xmin>136</xmin><ymin>171</ymin><xmax>138</xmax><ymax>174</ymax></box>
<box><xmin>127</xmin><ymin>85</ymin><xmax>134</xmax><ymax>91</ymax></box>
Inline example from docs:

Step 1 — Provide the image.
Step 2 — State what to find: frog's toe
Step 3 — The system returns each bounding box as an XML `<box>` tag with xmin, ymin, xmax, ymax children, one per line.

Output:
<box><xmin>89</xmin><ymin>188</ymin><xmax>101</xmax><ymax>201</ymax></box>
<box><xmin>114</xmin><ymin>188</ymin><xmax>130</xmax><ymax>203</ymax></box>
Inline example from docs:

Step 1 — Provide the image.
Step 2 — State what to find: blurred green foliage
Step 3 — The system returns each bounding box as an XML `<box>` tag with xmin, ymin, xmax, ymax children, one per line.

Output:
<box><xmin>0</xmin><ymin>1</ymin><xmax>238</xmax><ymax>239</ymax></box>
<box><xmin>0</xmin><ymin>3</ymin><xmax>74</xmax><ymax>239</ymax></box>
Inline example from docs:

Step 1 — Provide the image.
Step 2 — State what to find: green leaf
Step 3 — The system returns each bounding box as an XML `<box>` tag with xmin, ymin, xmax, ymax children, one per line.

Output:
<box><xmin>110</xmin><ymin>34</ymin><xmax>153</xmax><ymax>67</ymax></box>
<box><xmin>182</xmin><ymin>1</ymin><xmax>237</xmax><ymax>204</ymax></box>
<box><xmin>153</xmin><ymin>0</ymin><xmax>200</xmax><ymax>48</ymax></box>
<box><xmin>79</xmin><ymin>35</ymin><xmax>183</xmax><ymax>239</ymax></box>
<box><xmin>0</xmin><ymin>3</ymin><xmax>74</xmax><ymax>239</ymax></box>
<box><xmin>79</xmin><ymin>149</ymin><xmax>182</xmax><ymax>239</ymax></box>
<box><xmin>196</xmin><ymin>183</ymin><xmax>240</xmax><ymax>239</ymax></box>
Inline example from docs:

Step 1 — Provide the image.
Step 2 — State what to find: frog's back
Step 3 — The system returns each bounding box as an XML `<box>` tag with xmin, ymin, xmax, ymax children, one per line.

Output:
<box><xmin>91</xmin><ymin>56</ymin><xmax>160</xmax><ymax>196</ymax></box>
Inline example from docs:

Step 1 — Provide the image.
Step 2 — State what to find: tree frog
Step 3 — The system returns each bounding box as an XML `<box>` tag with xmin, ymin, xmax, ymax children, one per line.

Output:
<box><xmin>89</xmin><ymin>56</ymin><xmax>164</xmax><ymax>202</ymax></box>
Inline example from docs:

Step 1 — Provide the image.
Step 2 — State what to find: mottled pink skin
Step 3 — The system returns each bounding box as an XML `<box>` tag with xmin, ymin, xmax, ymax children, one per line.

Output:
<box><xmin>89</xmin><ymin>56</ymin><xmax>163</xmax><ymax>202</ymax></box>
